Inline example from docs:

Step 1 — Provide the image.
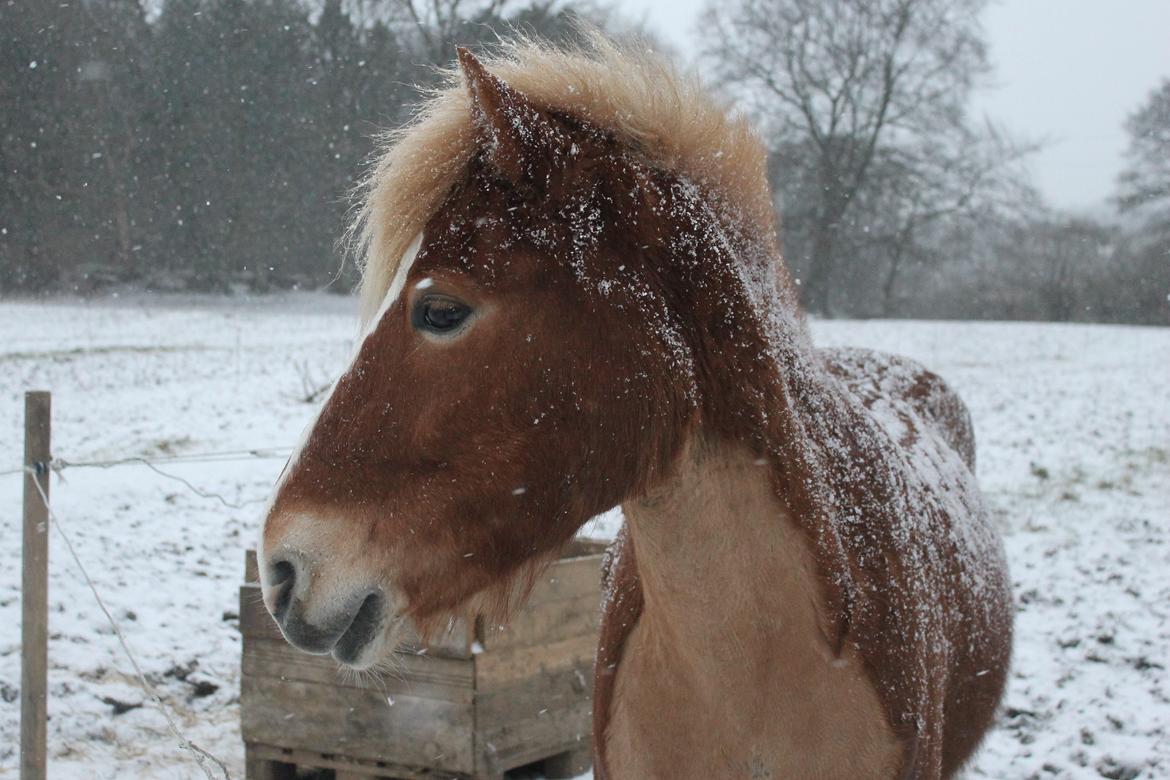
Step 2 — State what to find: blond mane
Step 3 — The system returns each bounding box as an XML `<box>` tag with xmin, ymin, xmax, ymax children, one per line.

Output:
<box><xmin>350</xmin><ymin>33</ymin><xmax>775</xmax><ymax>325</ymax></box>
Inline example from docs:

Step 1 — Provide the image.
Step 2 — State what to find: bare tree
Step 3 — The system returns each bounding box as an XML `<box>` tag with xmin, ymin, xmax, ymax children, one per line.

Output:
<box><xmin>375</xmin><ymin>0</ymin><xmax>514</xmax><ymax>63</ymax></box>
<box><xmin>1032</xmin><ymin>217</ymin><xmax>1116</xmax><ymax>322</ymax></box>
<box><xmin>1116</xmin><ymin>78</ymin><xmax>1170</xmax><ymax>236</ymax></box>
<box><xmin>700</xmin><ymin>0</ymin><xmax>1000</xmax><ymax>315</ymax></box>
<box><xmin>858</xmin><ymin>121</ymin><xmax>1038</xmax><ymax>314</ymax></box>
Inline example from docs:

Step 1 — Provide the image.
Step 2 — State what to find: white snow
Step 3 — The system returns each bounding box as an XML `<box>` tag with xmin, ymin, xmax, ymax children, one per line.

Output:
<box><xmin>0</xmin><ymin>296</ymin><xmax>1166</xmax><ymax>779</ymax></box>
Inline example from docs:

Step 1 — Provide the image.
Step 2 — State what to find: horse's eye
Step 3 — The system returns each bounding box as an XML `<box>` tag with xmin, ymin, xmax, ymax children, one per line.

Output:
<box><xmin>413</xmin><ymin>296</ymin><xmax>471</xmax><ymax>334</ymax></box>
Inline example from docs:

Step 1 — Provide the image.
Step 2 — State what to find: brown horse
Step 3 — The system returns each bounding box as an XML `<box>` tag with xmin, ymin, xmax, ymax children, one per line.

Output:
<box><xmin>259</xmin><ymin>37</ymin><xmax>1012</xmax><ymax>779</ymax></box>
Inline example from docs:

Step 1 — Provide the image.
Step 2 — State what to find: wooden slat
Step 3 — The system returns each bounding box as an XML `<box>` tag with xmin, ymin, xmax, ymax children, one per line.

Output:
<box><xmin>243</xmin><ymin>636</ymin><xmax>473</xmax><ymax>703</ymax></box>
<box><xmin>475</xmin><ymin>701</ymin><xmax>593</xmax><ymax>774</ymax></box>
<box><xmin>401</xmin><ymin>615</ymin><xmax>475</xmax><ymax>659</ymax></box>
<box><xmin>240</xmin><ymin>585</ymin><xmax>282</xmax><ymax>641</ymax></box>
<box><xmin>244</xmin><ymin>743</ymin><xmax>296</xmax><ymax>780</ymax></box>
<box><xmin>563</xmin><ymin>537</ymin><xmax>609</xmax><ymax>558</ymax></box>
<box><xmin>241</xmin><ymin>676</ymin><xmax>474</xmax><ymax>774</ymax></box>
<box><xmin>482</xmin><ymin>592</ymin><xmax>599</xmax><ymax>652</ymax></box>
<box><xmin>525</xmin><ymin>554</ymin><xmax>604</xmax><ymax>608</ymax></box>
<box><xmin>544</xmin><ymin>746</ymin><xmax>594</xmax><ymax>779</ymax></box>
<box><xmin>245</xmin><ymin>549</ymin><xmax>259</xmax><ymax>583</ymax></box>
<box><xmin>246</xmin><ymin>743</ymin><xmax>478</xmax><ymax>780</ymax></box>
<box><xmin>475</xmin><ymin>660</ymin><xmax>593</xmax><ymax>726</ymax></box>
<box><xmin>474</xmin><ymin>633</ymin><xmax>597</xmax><ymax>692</ymax></box>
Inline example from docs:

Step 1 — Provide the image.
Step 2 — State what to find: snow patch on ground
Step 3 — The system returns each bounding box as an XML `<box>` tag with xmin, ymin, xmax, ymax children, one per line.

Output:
<box><xmin>0</xmin><ymin>297</ymin><xmax>1166</xmax><ymax>779</ymax></box>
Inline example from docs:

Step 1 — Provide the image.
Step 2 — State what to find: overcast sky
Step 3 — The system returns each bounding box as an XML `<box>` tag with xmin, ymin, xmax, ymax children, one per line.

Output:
<box><xmin>620</xmin><ymin>0</ymin><xmax>1170</xmax><ymax>213</ymax></box>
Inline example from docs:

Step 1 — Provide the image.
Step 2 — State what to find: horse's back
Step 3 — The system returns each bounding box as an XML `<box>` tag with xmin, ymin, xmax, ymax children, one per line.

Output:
<box><xmin>820</xmin><ymin>346</ymin><xmax>977</xmax><ymax>472</ymax></box>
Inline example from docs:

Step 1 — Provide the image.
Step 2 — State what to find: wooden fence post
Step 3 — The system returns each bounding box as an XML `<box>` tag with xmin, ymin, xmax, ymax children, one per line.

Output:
<box><xmin>22</xmin><ymin>390</ymin><xmax>51</xmax><ymax>780</ymax></box>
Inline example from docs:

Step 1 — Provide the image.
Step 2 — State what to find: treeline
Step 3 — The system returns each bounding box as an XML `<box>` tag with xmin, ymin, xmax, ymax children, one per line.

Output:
<box><xmin>702</xmin><ymin>0</ymin><xmax>1169</xmax><ymax>326</ymax></box>
<box><xmin>2</xmin><ymin>0</ymin><xmax>1167</xmax><ymax>324</ymax></box>
<box><xmin>0</xmin><ymin>0</ymin><xmax>593</xmax><ymax>294</ymax></box>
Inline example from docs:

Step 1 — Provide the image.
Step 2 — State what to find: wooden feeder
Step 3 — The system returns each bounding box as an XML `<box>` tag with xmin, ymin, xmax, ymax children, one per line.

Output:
<box><xmin>239</xmin><ymin>539</ymin><xmax>606</xmax><ymax>779</ymax></box>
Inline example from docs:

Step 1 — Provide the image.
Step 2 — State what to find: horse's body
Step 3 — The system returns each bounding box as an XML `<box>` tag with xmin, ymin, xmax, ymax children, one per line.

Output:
<box><xmin>597</xmin><ymin>347</ymin><xmax>1006</xmax><ymax>778</ymax></box>
<box><xmin>259</xmin><ymin>39</ymin><xmax>1012</xmax><ymax>779</ymax></box>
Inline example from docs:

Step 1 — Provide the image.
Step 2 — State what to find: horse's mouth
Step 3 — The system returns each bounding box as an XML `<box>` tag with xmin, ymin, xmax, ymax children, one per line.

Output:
<box><xmin>330</xmin><ymin>592</ymin><xmax>387</xmax><ymax>667</ymax></box>
<box><xmin>330</xmin><ymin>602</ymin><xmax>416</xmax><ymax>671</ymax></box>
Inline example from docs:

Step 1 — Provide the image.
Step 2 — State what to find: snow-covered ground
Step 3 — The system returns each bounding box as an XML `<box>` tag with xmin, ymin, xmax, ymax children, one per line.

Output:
<box><xmin>0</xmin><ymin>295</ymin><xmax>1166</xmax><ymax>779</ymax></box>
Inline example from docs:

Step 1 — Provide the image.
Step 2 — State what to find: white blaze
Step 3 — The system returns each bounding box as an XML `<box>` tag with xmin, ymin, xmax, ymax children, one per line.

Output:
<box><xmin>258</xmin><ymin>232</ymin><xmax>425</xmax><ymax>585</ymax></box>
<box><xmin>363</xmin><ymin>232</ymin><xmax>424</xmax><ymax>339</ymax></box>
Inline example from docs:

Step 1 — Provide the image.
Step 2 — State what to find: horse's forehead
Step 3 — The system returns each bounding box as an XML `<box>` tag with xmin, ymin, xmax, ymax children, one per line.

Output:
<box><xmin>413</xmin><ymin>188</ymin><xmax>546</xmax><ymax>276</ymax></box>
<box><xmin>425</xmin><ymin>171</ymin><xmax>515</xmax><ymax>240</ymax></box>
<box><xmin>411</xmin><ymin>141</ymin><xmax>648</xmax><ymax>289</ymax></box>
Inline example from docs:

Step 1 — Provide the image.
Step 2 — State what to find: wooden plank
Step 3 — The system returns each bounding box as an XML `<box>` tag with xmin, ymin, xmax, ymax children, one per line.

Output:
<box><xmin>241</xmin><ymin>675</ymin><xmax>475</xmax><ymax>774</ymax></box>
<box><xmin>475</xmin><ymin>633</ymin><xmax>597</xmax><ymax>692</ymax></box>
<box><xmin>21</xmin><ymin>390</ymin><xmax>51</xmax><ymax>780</ymax></box>
<box><xmin>244</xmin><ymin>548</ymin><xmax>259</xmax><ymax>583</ymax></box>
<box><xmin>563</xmin><ymin>537</ymin><xmax>609</xmax><ymax>558</ymax></box>
<box><xmin>244</xmin><ymin>743</ymin><xmax>295</xmax><ymax>780</ymax></box>
<box><xmin>240</xmin><ymin>584</ymin><xmax>473</xmax><ymax>659</ymax></box>
<box><xmin>240</xmin><ymin>585</ymin><xmax>281</xmax><ymax>640</ymax></box>
<box><xmin>400</xmin><ymin>615</ymin><xmax>475</xmax><ymax>659</ymax></box>
<box><xmin>544</xmin><ymin>746</ymin><xmax>594</xmax><ymax>779</ymax></box>
<box><xmin>481</xmin><ymin>592</ymin><xmax>599</xmax><ymax>652</ymax></box>
<box><xmin>475</xmin><ymin>701</ymin><xmax>593</xmax><ymax>774</ymax></box>
<box><xmin>246</xmin><ymin>743</ymin><xmax>475</xmax><ymax>780</ymax></box>
<box><xmin>242</xmin><ymin>636</ymin><xmax>473</xmax><ymax>703</ymax></box>
<box><xmin>525</xmin><ymin>555</ymin><xmax>604</xmax><ymax>608</ymax></box>
<box><xmin>475</xmin><ymin>660</ymin><xmax>593</xmax><ymax>726</ymax></box>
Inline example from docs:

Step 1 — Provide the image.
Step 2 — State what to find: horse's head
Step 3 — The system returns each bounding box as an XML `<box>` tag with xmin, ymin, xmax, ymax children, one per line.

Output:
<box><xmin>258</xmin><ymin>48</ymin><xmax>741</xmax><ymax>668</ymax></box>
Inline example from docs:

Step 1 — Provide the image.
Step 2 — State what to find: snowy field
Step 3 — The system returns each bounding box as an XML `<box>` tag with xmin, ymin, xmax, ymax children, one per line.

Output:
<box><xmin>0</xmin><ymin>294</ymin><xmax>1166</xmax><ymax>779</ymax></box>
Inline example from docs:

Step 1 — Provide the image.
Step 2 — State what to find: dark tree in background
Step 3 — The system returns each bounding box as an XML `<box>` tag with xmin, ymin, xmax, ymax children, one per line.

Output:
<box><xmin>1111</xmin><ymin>79</ymin><xmax>1170</xmax><ymax>324</ymax></box>
<box><xmin>840</xmin><ymin>120</ymin><xmax>1035</xmax><ymax>316</ymax></box>
<box><xmin>0</xmin><ymin>0</ymin><xmax>600</xmax><ymax>294</ymax></box>
<box><xmin>1116</xmin><ymin>79</ymin><xmax>1170</xmax><ymax>229</ymax></box>
<box><xmin>1</xmin><ymin>0</ymin><xmax>99</xmax><ymax>289</ymax></box>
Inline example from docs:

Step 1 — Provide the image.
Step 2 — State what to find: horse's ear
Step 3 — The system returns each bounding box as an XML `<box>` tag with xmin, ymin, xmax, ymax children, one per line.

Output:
<box><xmin>457</xmin><ymin>47</ymin><xmax>562</xmax><ymax>185</ymax></box>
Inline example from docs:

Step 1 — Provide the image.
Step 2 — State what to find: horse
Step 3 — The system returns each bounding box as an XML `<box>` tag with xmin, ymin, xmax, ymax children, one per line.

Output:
<box><xmin>258</xmin><ymin>37</ymin><xmax>1013</xmax><ymax>779</ymax></box>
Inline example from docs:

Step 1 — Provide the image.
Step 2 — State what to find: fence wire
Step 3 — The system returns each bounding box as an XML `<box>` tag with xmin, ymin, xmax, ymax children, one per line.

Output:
<box><xmin>1</xmin><ymin>446</ymin><xmax>292</xmax><ymax>477</ymax></box>
<box><xmin>2</xmin><ymin>447</ymin><xmax>292</xmax><ymax>508</ymax></box>
<box><xmin>25</xmin><ymin>464</ymin><xmax>233</xmax><ymax>780</ymax></box>
<box><xmin>8</xmin><ymin>446</ymin><xmax>297</xmax><ymax>777</ymax></box>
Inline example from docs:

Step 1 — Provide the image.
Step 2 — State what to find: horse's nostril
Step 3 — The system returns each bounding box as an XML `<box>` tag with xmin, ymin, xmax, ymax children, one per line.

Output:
<box><xmin>270</xmin><ymin>559</ymin><xmax>295</xmax><ymax>586</ymax></box>
<box><xmin>269</xmin><ymin>559</ymin><xmax>296</xmax><ymax>622</ymax></box>
<box><xmin>333</xmin><ymin>592</ymin><xmax>384</xmax><ymax>665</ymax></box>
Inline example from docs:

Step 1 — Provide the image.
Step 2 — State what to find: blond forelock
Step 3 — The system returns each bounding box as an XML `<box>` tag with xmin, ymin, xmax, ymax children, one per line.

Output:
<box><xmin>350</xmin><ymin>32</ymin><xmax>774</xmax><ymax>325</ymax></box>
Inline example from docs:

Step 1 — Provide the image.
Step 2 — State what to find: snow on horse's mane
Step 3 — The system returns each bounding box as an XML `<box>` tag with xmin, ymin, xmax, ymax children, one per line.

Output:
<box><xmin>349</xmin><ymin>32</ymin><xmax>776</xmax><ymax>325</ymax></box>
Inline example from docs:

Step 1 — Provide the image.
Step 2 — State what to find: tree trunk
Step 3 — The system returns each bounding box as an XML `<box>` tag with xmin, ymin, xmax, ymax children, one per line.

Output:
<box><xmin>880</xmin><ymin>249</ymin><xmax>903</xmax><ymax>317</ymax></box>
<box><xmin>881</xmin><ymin>226</ymin><xmax>916</xmax><ymax>317</ymax></box>
<box><xmin>104</xmin><ymin>145</ymin><xmax>134</xmax><ymax>276</ymax></box>
<box><xmin>804</xmin><ymin>220</ymin><xmax>836</xmax><ymax>316</ymax></box>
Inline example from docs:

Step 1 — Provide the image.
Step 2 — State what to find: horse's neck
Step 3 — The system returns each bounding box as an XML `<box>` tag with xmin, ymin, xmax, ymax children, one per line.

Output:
<box><xmin>620</xmin><ymin>438</ymin><xmax>835</xmax><ymax>665</ymax></box>
<box><xmin>608</xmin><ymin>437</ymin><xmax>902</xmax><ymax>778</ymax></box>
